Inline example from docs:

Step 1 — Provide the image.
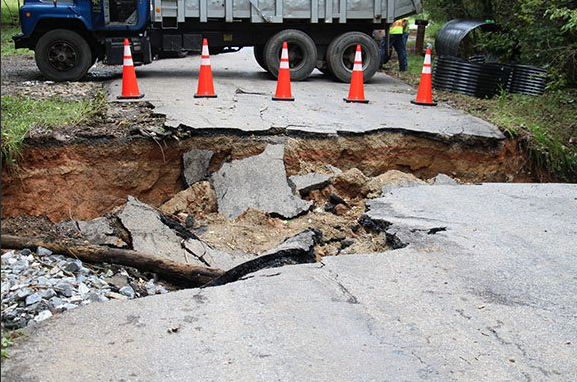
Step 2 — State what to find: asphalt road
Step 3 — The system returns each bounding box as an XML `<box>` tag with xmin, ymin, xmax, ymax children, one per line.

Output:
<box><xmin>3</xmin><ymin>183</ymin><xmax>576</xmax><ymax>382</ymax></box>
<box><xmin>106</xmin><ymin>48</ymin><xmax>504</xmax><ymax>139</ymax></box>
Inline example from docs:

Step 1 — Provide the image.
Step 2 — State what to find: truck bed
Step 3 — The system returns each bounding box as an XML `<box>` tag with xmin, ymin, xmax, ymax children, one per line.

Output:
<box><xmin>152</xmin><ymin>0</ymin><xmax>421</xmax><ymax>24</ymax></box>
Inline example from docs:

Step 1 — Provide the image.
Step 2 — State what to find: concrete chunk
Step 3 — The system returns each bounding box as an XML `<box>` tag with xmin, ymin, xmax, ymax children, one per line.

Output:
<box><xmin>77</xmin><ymin>217</ymin><xmax>126</xmax><ymax>247</ymax></box>
<box><xmin>182</xmin><ymin>149</ymin><xmax>213</xmax><ymax>187</ymax></box>
<box><xmin>182</xmin><ymin>239</ymin><xmax>253</xmax><ymax>271</ymax></box>
<box><xmin>288</xmin><ymin>173</ymin><xmax>331</xmax><ymax>195</ymax></box>
<box><xmin>212</xmin><ymin>144</ymin><xmax>312</xmax><ymax>219</ymax></box>
<box><xmin>118</xmin><ymin>196</ymin><xmax>205</xmax><ymax>265</ymax></box>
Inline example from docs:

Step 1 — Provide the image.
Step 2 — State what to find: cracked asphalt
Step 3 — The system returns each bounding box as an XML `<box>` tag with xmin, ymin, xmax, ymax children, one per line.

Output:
<box><xmin>106</xmin><ymin>48</ymin><xmax>504</xmax><ymax>140</ymax></box>
<box><xmin>3</xmin><ymin>183</ymin><xmax>576</xmax><ymax>381</ymax></box>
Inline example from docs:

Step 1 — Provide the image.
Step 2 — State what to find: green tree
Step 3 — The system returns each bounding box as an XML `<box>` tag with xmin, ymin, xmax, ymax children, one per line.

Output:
<box><xmin>422</xmin><ymin>0</ymin><xmax>577</xmax><ymax>87</ymax></box>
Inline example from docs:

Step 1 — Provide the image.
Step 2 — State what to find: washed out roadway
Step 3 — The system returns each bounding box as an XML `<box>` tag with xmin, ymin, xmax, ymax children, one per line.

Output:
<box><xmin>107</xmin><ymin>47</ymin><xmax>504</xmax><ymax>139</ymax></box>
<box><xmin>2</xmin><ymin>183</ymin><xmax>576</xmax><ymax>381</ymax></box>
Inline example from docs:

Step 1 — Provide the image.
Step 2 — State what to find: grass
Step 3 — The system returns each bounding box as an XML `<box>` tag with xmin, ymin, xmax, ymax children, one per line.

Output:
<box><xmin>1</xmin><ymin>330</ymin><xmax>24</xmax><ymax>360</ymax></box>
<box><xmin>486</xmin><ymin>90</ymin><xmax>577</xmax><ymax>181</ymax></box>
<box><xmin>382</xmin><ymin>49</ymin><xmax>577</xmax><ymax>182</ymax></box>
<box><xmin>1</xmin><ymin>94</ymin><xmax>106</xmax><ymax>166</ymax></box>
<box><xmin>1</xmin><ymin>0</ymin><xmax>30</xmax><ymax>55</ymax></box>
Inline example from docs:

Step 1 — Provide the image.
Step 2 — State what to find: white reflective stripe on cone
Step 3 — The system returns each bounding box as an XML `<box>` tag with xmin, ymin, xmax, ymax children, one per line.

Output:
<box><xmin>424</xmin><ymin>54</ymin><xmax>431</xmax><ymax>65</ymax></box>
<box><xmin>201</xmin><ymin>57</ymin><xmax>210</xmax><ymax>65</ymax></box>
<box><xmin>422</xmin><ymin>66</ymin><xmax>432</xmax><ymax>74</ymax></box>
<box><xmin>281</xmin><ymin>48</ymin><xmax>289</xmax><ymax>60</ymax></box>
<box><xmin>124</xmin><ymin>57</ymin><xmax>134</xmax><ymax>66</ymax></box>
<box><xmin>201</xmin><ymin>44</ymin><xmax>209</xmax><ymax>56</ymax></box>
<box><xmin>353</xmin><ymin>62</ymin><xmax>363</xmax><ymax>71</ymax></box>
<box><xmin>280</xmin><ymin>59</ymin><xmax>290</xmax><ymax>69</ymax></box>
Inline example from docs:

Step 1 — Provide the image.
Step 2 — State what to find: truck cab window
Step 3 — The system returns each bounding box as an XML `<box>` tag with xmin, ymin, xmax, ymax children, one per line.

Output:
<box><xmin>108</xmin><ymin>0</ymin><xmax>138</xmax><ymax>25</ymax></box>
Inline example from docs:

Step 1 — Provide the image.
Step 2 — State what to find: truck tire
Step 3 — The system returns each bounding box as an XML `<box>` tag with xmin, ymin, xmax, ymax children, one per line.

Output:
<box><xmin>264</xmin><ymin>29</ymin><xmax>317</xmax><ymax>81</ymax></box>
<box><xmin>326</xmin><ymin>32</ymin><xmax>380</xmax><ymax>83</ymax></box>
<box><xmin>35</xmin><ymin>29</ymin><xmax>93</xmax><ymax>82</ymax></box>
<box><xmin>253</xmin><ymin>45</ymin><xmax>268</xmax><ymax>71</ymax></box>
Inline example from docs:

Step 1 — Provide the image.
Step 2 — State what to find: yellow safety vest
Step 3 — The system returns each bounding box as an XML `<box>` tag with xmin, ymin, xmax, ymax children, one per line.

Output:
<box><xmin>390</xmin><ymin>18</ymin><xmax>408</xmax><ymax>35</ymax></box>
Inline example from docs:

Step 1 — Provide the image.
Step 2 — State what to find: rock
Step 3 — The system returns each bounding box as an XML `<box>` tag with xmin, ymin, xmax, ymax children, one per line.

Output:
<box><xmin>36</xmin><ymin>246</ymin><xmax>53</xmax><ymax>257</ymax></box>
<box><xmin>182</xmin><ymin>149</ymin><xmax>214</xmax><ymax>187</ymax></box>
<box><xmin>54</xmin><ymin>281</ymin><xmax>73</xmax><ymax>298</ymax></box>
<box><xmin>119</xmin><ymin>286</ymin><xmax>135</xmax><ymax>299</ymax></box>
<box><xmin>429</xmin><ymin>173</ymin><xmax>459</xmax><ymax>185</ymax></box>
<box><xmin>159</xmin><ymin>181</ymin><xmax>217</xmax><ymax>217</ymax></box>
<box><xmin>106</xmin><ymin>291</ymin><xmax>128</xmax><ymax>301</ymax></box>
<box><xmin>16</xmin><ymin>287</ymin><xmax>33</xmax><ymax>300</ymax></box>
<box><xmin>25</xmin><ymin>293</ymin><xmax>42</xmax><ymax>306</ymax></box>
<box><xmin>64</xmin><ymin>259</ymin><xmax>83</xmax><ymax>273</ymax></box>
<box><xmin>118</xmin><ymin>196</ymin><xmax>205</xmax><ymax>265</ymax></box>
<box><xmin>371</xmin><ymin>170</ymin><xmax>428</xmax><ymax>196</ymax></box>
<box><xmin>39</xmin><ymin>289</ymin><xmax>56</xmax><ymax>300</ymax></box>
<box><xmin>362</xmin><ymin>170</ymin><xmax>427</xmax><ymax>198</ymax></box>
<box><xmin>106</xmin><ymin>274</ymin><xmax>129</xmax><ymax>290</ymax></box>
<box><xmin>78</xmin><ymin>283</ymin><xmax>90</xmax><ymax>296</ymax></box>
<box><xmin>34</xmin><ymin>310</ymin><xmax>53</xmax><ymax>323</ymax></box>
<box><xmin>288</xmin><ymin>173</ymin><xmax>331</xmax><ymax>195</ymax></box>
<box><xmin>77</xmin><ymin>217</ymin><xmax>126</xmax><ymax>247</ymax></box>
<box><xmin>331</xmin><ymin>168</ymin><xmax>370</xmax><ymax>199</ymax></box>
<box><xmin>212</xmin><ymin>144</ymin><xmax>312</xmax><ymax>219</ymax></box>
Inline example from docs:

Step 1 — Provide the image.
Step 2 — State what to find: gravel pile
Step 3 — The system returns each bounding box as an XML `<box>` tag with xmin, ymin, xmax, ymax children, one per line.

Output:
<box><xmin>1</xmin><ymin>247</ymin><xmax>173</xmax><ymax>330</ymax></box>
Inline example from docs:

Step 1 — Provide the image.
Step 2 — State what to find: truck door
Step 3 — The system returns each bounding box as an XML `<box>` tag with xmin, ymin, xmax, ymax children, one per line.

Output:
<box><xmin>101</xmin><ymin>0</ymin><xmax>146</xmax><ymax>30</ymax></box>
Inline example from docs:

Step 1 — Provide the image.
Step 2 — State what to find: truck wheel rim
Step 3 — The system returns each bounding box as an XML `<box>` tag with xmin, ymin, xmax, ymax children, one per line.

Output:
<box><xmin>47</xmin><ymin>41</ymin><xmax>77</xmax><ymax>72</ymax></box>
<box><xmin>341</xmin><ymin>44</ymin><xmax>367</xmax><ymax>72</ymax></box>
<box><xmin>287</xmin><ymin>45</ymin><xmax>305</xmax><ymax>70</ymax></box>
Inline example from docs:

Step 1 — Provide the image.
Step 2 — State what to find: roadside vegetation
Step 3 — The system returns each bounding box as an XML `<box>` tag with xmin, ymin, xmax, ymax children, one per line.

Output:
<box><xmin>1</xmin><ymin>0</ymin><xmax>106</xmax><ymax>167</ymax></box>
<box><xmin>1</xmin><ymin>330</ymin><xmax>23</xmax><ymax>360</ymax></box>
<box><xmin>1</xmin><ymin>95</ymin><xmax>105</xmax><ymax>165</ymax></box>
<box><xmin>382</xmin><ymin>1</ymin><xmax>576</xmax><ymax>181</ymax></box>
<box><xmin>1</xmin><ymin>0</ymin><xmax>27</xmax><ymax>55</ymax></box>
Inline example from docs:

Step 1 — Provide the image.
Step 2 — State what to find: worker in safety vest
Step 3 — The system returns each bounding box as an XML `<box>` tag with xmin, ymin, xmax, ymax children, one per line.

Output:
<box><xmin>380</xmin><ymin>17</ymin><xmax>408</xmax><ymax>71</ymax></box>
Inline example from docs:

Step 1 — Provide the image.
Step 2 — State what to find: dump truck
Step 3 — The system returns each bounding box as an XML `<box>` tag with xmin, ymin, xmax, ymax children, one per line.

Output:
<box><xmin>14</xmin><ymin>0</ymin><xmax>422</xmax><ymax>82</ymax></box>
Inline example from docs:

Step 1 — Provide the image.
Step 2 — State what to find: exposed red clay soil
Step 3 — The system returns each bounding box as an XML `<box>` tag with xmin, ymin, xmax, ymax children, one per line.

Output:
<box><xmin>1</xmin><ymin>131</ymin><xmax>533</xmax><ymax>223</ymax></box>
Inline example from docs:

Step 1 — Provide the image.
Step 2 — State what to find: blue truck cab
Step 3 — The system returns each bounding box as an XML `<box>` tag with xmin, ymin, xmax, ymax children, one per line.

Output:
<box><xmin>14</xmin><ymin>0</ymin><xmax>152</xmax><ymax>81</ymax></box>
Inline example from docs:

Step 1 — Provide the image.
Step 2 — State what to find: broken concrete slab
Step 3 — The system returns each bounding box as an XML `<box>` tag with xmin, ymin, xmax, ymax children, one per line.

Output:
<box><xmin>182</xmin><ymin>238</ymin><xmax>253</xmax><ymax>271</ymax></box>
<box><xmin>260</xmin><ymin>228</ymin><xmax>321</xmax><ymax>256</ymax></box>
<box><xmin>211</xmin><ymin>144</ymin><xmax>312</xmax><ymax>219</ymax></box>
<box><xmin>77</xmin><ymin>217</ymin><xmax>126</xmax><ymax>247</ymax></box>
<box><xmin>117</xmin><ymin>196</ymin><xmax>205</xmax><ymax>265</ymax></box>
<box><xmin>288</xmin><ymin>172</ymin><xmax>331</xmax><ymax>195</ymax></box>
<box><xmin>182</xmin><ymin>149</ymin><xmax>213</xmax><ymax>187</ymax></box>
<box><xmin>206</xmin><ymin>228</ymin><xmax>321</xmax><ymax>286</ymax></box>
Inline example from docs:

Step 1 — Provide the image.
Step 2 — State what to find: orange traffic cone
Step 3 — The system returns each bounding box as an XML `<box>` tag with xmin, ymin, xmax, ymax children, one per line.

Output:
<box><xmin>411</xmin><ymin>47</ymin><xmax>437</xmax><ymax>106</ymax></box>
<box><xmin>344</xmin><ymin>44</ymin><xmax>368</xmax><ymax>103</ymax></box>
<box><xmin>117</xmin><ymin>38</ymin><xmax>144</xmax><ymax>99</ymax></box>
<box><xmin>272</xmin><ymin>41</ymin><xmax>294</xmax><ymax>101</ymax></box>
<box><xmin>194</xmin><ymin>38</ymin><xmax>217</xmax><ymax>98</ymax></box>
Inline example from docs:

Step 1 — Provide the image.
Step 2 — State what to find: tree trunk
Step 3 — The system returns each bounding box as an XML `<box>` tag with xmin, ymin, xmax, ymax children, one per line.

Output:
<box><xmin>1</xmin><ymin>235</ymin><xmax>224</xmax><ymax>288</ymax></box>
